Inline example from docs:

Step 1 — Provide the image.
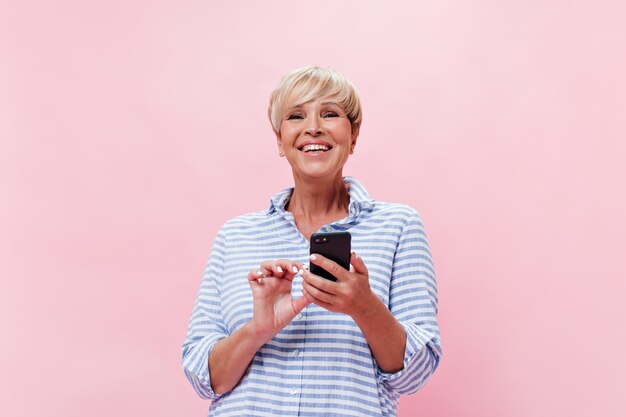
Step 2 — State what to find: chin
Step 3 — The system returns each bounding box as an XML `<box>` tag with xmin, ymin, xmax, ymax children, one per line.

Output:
<box><xmin>293</xmin><ymin>166</ymin><xmax>344</xmax><ymax>181</ymax></box>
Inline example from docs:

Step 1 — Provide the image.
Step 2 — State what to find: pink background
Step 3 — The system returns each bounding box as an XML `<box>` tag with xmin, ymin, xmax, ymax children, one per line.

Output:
<box><xmin>1</xmin><ymin>1</ymin><xmax>625</xmax><ymax>416</ymax></box>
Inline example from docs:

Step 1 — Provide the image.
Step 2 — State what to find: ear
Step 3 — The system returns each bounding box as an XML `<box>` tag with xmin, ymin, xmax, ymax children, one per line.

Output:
<box><xmin>276</xmin><ymin>132</ymin><xmax>285</xmax><ymax>157</ymax></box>
<box><xmin>350</xmin><ymin>126</ymin><xmax>360</xmax><ymax>154</ymax></box>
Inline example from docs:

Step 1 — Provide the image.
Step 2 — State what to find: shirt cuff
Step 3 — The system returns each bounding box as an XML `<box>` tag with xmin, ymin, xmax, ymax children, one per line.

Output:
<box><xmin>376</xmin><ymin>322</ymin><xmax>442</xmax><ymax>386</ymax></box>
<box><xmin>182</xmin><ymin>334</ymin><xmax>227</xmax><ymax>400</ymax></box>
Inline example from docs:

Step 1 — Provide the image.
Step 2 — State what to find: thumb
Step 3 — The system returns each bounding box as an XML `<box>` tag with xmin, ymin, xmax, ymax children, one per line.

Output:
<box><xmin>293</xmin><ymin>293</ymin><xmax>311</xmax><ymax>313</ymax></box>
<box><xmin>350</xmin><ymin>251</ymin><xmax>368</xmax><ymax>275</ymax></box>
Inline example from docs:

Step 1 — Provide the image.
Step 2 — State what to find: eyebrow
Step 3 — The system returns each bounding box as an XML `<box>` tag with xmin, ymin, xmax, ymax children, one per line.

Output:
<box><xmin>287</xmin><ymin>101</ymin><xmax>341</xmax><ymax>110</ymax></box>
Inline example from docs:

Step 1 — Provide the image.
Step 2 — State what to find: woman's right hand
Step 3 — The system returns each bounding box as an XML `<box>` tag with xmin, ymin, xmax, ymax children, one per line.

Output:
<box><xmin>246</xmin><ymin>259</ymin><xmax>310</xmax><ymax>340</ymax></box>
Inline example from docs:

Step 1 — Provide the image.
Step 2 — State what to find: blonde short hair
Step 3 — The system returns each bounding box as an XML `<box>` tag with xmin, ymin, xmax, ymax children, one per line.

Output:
<box><xmin>268</xmin><ymin>65</ymin><xmax>362</xmax><ymax>136</ymax></box>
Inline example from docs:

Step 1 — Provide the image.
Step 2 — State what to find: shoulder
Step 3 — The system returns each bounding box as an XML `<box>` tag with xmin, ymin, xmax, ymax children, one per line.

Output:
<box><xmin>370</xmin><ymin>201</ymin><xmax>425</xmax><ymax>226</ymax></box>
<box><xmin>218</xmin><ymin>210</ymin><xmax>273</xmax><ymax>235</ymax></box>
<box><xmin>344</xmin><ymin>176</ymin><xmax>424</xmax><ymax>223</ymax></box>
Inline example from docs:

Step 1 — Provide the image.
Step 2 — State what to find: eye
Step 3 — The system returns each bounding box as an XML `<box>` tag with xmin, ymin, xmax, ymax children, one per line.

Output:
<box><xmin>322</xmin><ymin>111</ymin><xmax>339</xmax><ymax>118</ymax></box>
<box><xmin>287</xmin><ymin>113</ymin><xmax>304</xmax><ymax>120</ymax></box>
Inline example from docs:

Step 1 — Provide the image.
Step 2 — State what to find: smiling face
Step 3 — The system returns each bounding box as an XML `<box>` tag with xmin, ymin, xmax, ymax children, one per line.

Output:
<box><xmin>277</xmin><ymin>97</ymin><xmax>358</xmax><ymax>181</ymax></box>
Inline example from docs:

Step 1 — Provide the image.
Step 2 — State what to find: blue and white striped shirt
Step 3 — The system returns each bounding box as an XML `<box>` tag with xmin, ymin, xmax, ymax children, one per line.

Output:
<box><xmin>182</xmin><ymin>177</ymin><xmax>442</xmax><ymax>416</ymax></box>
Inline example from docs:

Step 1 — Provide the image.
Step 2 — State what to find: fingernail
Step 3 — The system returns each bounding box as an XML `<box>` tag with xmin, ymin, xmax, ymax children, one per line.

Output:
<box><xmin>277</xmin><ymin>266</ymin><xmax>283</xmax><ymax>273</ymax></box>
<box><xmin>256</xmin><ymin>270</ymin><xmax>263</xmax><ymax>276</ymax></box>
<box><xmin>298</xmin><ymin>269</ymin><xmax>304</xmax><ymax>275</ymax></box>
<box><xmin>292</xmin><ymin>266</ymin><xmax>298</xmax><ymax>273</ymax></box>
<box><xmin>309</xmin><ymin>254</ymin><xmax>317</xmax><ymax>261</ymax></box>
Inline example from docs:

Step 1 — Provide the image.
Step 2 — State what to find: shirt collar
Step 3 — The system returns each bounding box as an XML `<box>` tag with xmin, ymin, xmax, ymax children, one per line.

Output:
<box><xmin>266</xmin><ymin>176</ymin><xmax>374</xmax><ymax>217</ymax></box>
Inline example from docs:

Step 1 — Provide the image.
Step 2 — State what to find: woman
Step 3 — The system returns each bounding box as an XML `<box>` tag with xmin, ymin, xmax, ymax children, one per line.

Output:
<box><xmin>182</xmin><ymin>66</ymin><xmax>442</xmax><ymax>416</ymax></box>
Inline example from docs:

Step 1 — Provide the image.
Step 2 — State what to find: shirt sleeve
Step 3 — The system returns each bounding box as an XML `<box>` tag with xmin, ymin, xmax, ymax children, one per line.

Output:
<box><xmin>376</xmin><ymin>209</ymin><xmax>443</xmax><ymax>395</ymax></box>
<box><xmin>181</xmin><ymin>226</ymin><xmax>229</xmax><ymax>400</ymax></box>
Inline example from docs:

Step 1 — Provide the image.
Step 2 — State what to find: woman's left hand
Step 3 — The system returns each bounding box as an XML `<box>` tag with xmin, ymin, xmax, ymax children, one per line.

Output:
<box><xmin>301</xmin><ymin>251</ymin><xmax>376</xmax><ymax>319</ymax></box>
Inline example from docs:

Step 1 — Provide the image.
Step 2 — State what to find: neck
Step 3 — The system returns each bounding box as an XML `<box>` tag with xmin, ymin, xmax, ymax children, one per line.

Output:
<box><xmin>286</xmin><ymin>172</ymin><xmax>349</xmax><ymax>220</ymax></box>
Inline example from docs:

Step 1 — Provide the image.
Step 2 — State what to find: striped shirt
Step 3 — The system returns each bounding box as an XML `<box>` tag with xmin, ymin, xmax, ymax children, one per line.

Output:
<box><xmin>182</xmin><ymin>177</ymin><xmax>442</xmax><ymax>416</ymax></box>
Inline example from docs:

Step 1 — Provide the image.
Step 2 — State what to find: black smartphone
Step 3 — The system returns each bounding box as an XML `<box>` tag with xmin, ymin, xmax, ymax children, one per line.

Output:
<box><xmin>309</xmin><ymin>231</ymin><xmax>351</xmax><ymax>281</ymax></box>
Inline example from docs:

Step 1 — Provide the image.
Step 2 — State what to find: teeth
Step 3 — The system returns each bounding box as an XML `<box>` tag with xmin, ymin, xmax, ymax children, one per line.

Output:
<box><xmin>301</xmin><ymin>144</ymin><xmax>330</xmax><ymax>152</ymax></box>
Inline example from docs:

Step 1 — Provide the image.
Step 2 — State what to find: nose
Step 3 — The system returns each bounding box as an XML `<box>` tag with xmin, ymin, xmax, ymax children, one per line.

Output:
<box><xmin>305</xmin><ymin>116</ymin><xmax>322</xmax><ymax>136</ymax></box>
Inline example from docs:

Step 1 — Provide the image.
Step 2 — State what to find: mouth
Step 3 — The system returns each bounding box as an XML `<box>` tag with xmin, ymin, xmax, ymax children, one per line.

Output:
<box><xmin>297</xmin><ymin>143</ymin><xmax>333</xmax><ymax>155</ymax></box>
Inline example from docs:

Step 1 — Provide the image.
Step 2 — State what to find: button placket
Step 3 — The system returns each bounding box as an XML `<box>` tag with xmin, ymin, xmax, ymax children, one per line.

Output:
<box><xmin>289</xmin><ymin>306</ymin><xmax>305</xmax><ymax>405</ymax></box>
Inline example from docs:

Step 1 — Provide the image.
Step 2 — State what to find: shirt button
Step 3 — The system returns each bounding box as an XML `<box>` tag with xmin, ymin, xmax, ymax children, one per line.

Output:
<box><xmin>293</xmin><ymin>349</ymin><xmax>300</xmax><ymax>357</ymax></box>
<box><xmin>295</xmin><ymin>313</ymin><xmax>303</xmax><ymax>320</ymax></box>
<box><xmin>290</xmin><ymin>388</ymin><xmax>298</xmax><ymax>395</ymax></box>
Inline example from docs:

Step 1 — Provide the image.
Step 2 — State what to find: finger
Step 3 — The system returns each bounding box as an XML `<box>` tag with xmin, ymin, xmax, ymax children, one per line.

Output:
<box><xmin>296</xmin><ymin>262</ymin><xmax>308</xmax><ymax>275</ymax></box>
<box><xmin>275</xmin><ymin>259</ymin><xmax>300</xmax><ymax>279</ymax></box>
<box><xmin>350</xmin><ymin>251</ymin><xmax>368</xmax><ymax>275</ymax></box>
<box><xmin>302</xmin><ymin>269</ymin><xmax>339</xmax><ymax>295</ymax></box>
<box><xmin>309</xmin><ymin>253</ymin><xmax>348</xmax><ymax>281</ymax></box>
<box><xmin>294</xmin><ymin>261</ymin><xmax>307</xmax><ymax>275</ymax></box>
<box><xmin>258</xmin><ymin>275</ymin><xmax>282</xmax><ymax>286</ymax></box>
<box><xmin>302</xmin><ymin>285</ymin><xmax>335</xmax><ymax>311</ymax></box>
<box><xmin>260</xmin><ymin>260</ymin><xmax>285</xmax><ymax>277</ymax></box>
<box><xmin>258</xmin><ymin>265</ymin><xmax>272</xmax><ymax>277</ymax></box>
<box><xmin>302</xmin><ymin>279</ymin><xmax>335</xmax><ymax>305</ymax></box>
<box><xmin>301</xmin><ymin>287</ymin><xmax>315</xmax><ymax>303</ymax></box>
<box><xmin>247</xmin><ymin>268</ymin><xmax>265</xmax><ymax>282</ymax></box>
